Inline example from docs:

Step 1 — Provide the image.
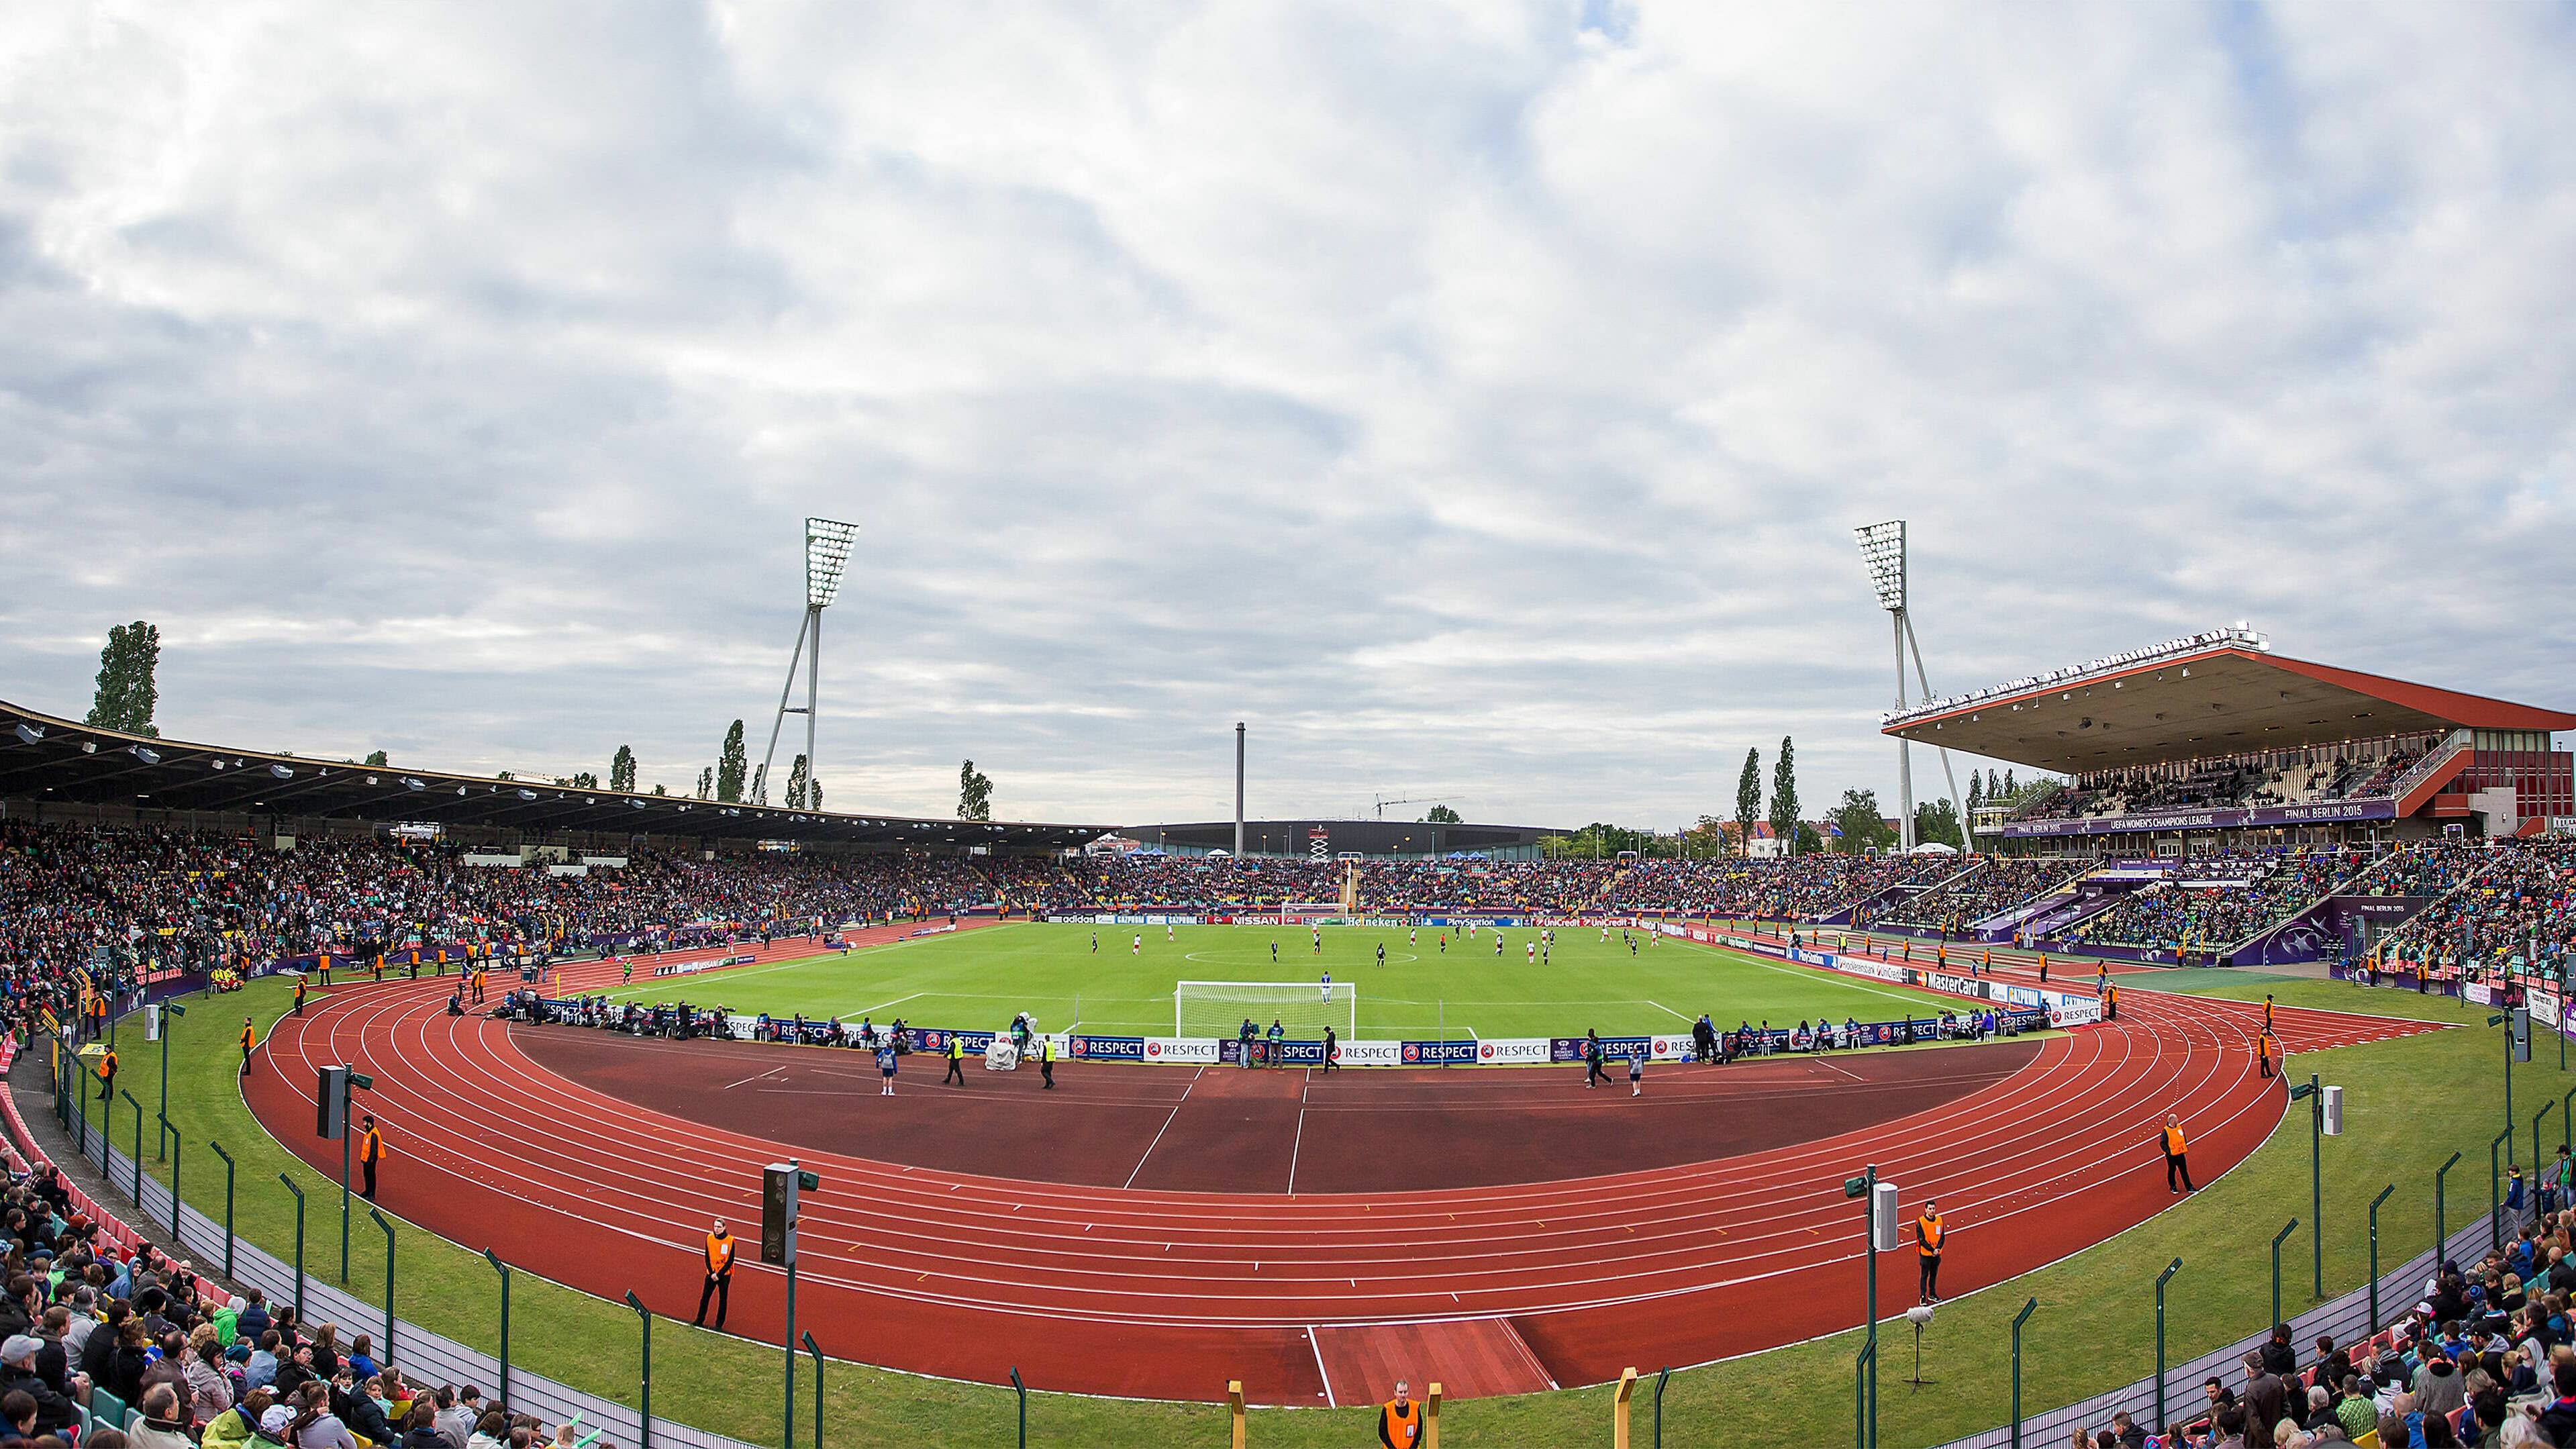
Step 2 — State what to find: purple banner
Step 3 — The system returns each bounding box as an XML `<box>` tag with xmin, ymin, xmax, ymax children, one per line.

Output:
<box><xmin>1997</xmin><ymin>798</ymin><xmax>2398</xmax><ymax>838</ymax></box>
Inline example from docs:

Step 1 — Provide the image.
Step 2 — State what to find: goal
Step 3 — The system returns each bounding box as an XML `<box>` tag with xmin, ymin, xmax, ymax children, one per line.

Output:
<box><xmin>1176</xmin><ymin>980</ymin><xmax>1360</xmax><ymax>1040</ymax></box>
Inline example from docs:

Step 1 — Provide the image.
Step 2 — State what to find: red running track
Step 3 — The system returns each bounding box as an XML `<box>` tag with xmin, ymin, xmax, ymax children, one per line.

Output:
<box><xmin>241</xmin><ymin>936</ymin><xmax>2438</xmax><ymax>1406</ymax></box>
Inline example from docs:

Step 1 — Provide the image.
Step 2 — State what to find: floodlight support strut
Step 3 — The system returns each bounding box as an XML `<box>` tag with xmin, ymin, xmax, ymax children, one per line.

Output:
<box><xmin>755</xmin><ymin>609</ymin><xmax>815</xmax><ymax>807</ymax></box>
<box><xmin>1905</xmin><ymin>614</ymin><xmax>1977</xmax><ymax>854</ymax></box>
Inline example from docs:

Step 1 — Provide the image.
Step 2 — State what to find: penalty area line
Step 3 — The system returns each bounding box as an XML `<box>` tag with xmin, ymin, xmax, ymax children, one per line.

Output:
<box><xmin>838</xmin><ymin>992</ymin><xmax>923</xmax><ymax>1022</ymax></box>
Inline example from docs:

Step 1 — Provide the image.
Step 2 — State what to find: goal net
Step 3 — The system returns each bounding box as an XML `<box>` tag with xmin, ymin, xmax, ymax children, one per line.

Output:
<box><xmin>1176</xmin><ymin>981</ymin><xmax>1360</xmax><ymax>1040</ymax></box>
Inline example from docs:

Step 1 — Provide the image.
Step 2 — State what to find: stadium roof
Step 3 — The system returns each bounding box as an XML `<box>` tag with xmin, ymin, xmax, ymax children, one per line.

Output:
<box><xmin>0</xmin><ymin>695</ymin><xmax>1108</xmax><ymax>848</ymax></box>
<box><xmin>1881</xmin><ymin>641</ymin><xmax>2576</xmax><ymax>773</ymax></box>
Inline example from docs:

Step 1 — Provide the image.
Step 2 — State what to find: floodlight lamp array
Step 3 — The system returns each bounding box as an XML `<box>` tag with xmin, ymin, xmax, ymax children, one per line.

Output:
<box><xmin>804</xmin><ymin>517</ymin><xmax>860</xmax><ymax>607</ymax></box>
<box><xmin>1856</xmin><ymin>521</ymin><xmax>1907</xmax><ymax>613</ymax></box>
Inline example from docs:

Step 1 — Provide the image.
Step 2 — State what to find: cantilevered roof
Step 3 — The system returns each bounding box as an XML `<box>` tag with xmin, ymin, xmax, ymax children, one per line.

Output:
<box><xmin>1881</xmin><ymin>646</ymin><xmax>2576</xmax><ymax>774</ymax></box>
<box><xmin>0</xmin><ymin>696</ymin><xmax>1109</xmax><ymax>848</ymax></box>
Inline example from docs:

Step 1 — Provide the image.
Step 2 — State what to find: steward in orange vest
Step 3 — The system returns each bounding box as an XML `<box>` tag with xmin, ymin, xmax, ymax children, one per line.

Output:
<box><xmin>1916</xmin><ymin>1203</ymin><xmax>1946</xmax><ymax>1305</ymax></box>
<box><xmin>694</xmin><ymin>1219</ymin><xmax>736</xmax><ymax>1330</ymax></box>
<box><xmin>1377</xmin><ymin>1381</ymin><xmax>1422</xmax><ymax>1448</ymax></box>
<box><xmin>2161</xmin><ymin>1115</ymin><xmax>2194</xmax><ymax>1193</ymax></box>
<box><xmin>358</xmin><ymin>1115</ymin><xmax>385</xmax><ymax>1200</ymax></box>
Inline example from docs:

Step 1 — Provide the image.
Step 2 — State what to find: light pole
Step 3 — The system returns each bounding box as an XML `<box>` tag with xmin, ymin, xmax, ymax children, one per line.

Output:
<box><xmin>1843</xmin><ymin>1166</ymin><xmax>1894</xmax><ymax>1448</ymax></box>
<box><xmin>156</xmin><ymin>1001</ymin><xmax>184</xmax><ymax>1160</ymax></box>
<box><xmin>2289</xmin><ymin>1075</ymin><xmax>2340</xmax><ymax>1299</ymax></box>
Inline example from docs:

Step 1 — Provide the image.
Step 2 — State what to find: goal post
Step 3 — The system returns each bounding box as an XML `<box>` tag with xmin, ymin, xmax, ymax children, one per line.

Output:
<box><xmin>1176</xmin><ymin>981</ymin><xmax>1360</xmax><ymax>1041</ymax></box>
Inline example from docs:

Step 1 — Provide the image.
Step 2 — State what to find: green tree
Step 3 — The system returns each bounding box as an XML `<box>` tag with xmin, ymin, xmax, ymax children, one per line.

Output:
<box><xmin>1422</xmin><ymin>804</ymin><xmax>1463</xmax><ymax>824</ymax></box>
<box><xmin>1967</xmin><ymin>772</ymin><xmax>1984</xmax><ymax>814</ymax></box>
<box><xmin>715</xmin><ymin>721</ymin><xmax>748</xmax><ymax>803</ymax></box>
<box><xmin>85</xmin><ymin>621</ymin><xmax>163</xmax><ymax>736</ymax></box>
<box><xmin>810</xmin><ymin>778</ymin><xmax>822</xmax><ymax>811</ymax></box>
<box><xmin>1766</xmin><ymin>737</ymin><xmax>1801</xmax><ymax>856</ymax></box>
<box><xmin>785</xmin><ymin>754</ymin><xmax>811</xmax><ymax>810</ymax></box>
<box><xmin>1913</xmin><ymin>798</ymin><xmax>1967</xmax><ymax>852</ymax></box>
<box><xmin>1683</xmin><ymin>815</ymin><xmax>1729</xmax><ymax>858</ymax></box>
<box><xmin>2003</xmin><ymin>768</ymin><xmax>2018</xmax><ymax>797</ymax></box>
<box><xmin>695</xmin><ymin>767</ymin><xmax>713</xmax><ymax>801</ymax></box>
<box><xmin>364</xmin><ymin>750</ymin><xmax>389</xmax><ymax>766</ymax></box>
<box><xmin>1827</xmin><ymin>789</ymin><xmax>1897</xmax><ymax>854</ymax></box>
<box><xmin>1733</xmin><ymin>748</ymin><xmax>1763</xmax><ymax>857</ymax></box>
<box><xmin>651</xmin><ymin>783</ymin><xmax>668</xmax><ymax>796</ymax></box>
<box><xmin>566</xmin><ymin>771</ymin><xmax>599</xmax><ymax>789</ymax></box>
<box><xmin>957</xmin><ymin>760</ymin><xmax>993</xmax><ymax>820</ymax></box>
<box><xmin>609</xmin><ymin>745</ymin><xmax>637</xmax><ymax>793</ymax></box>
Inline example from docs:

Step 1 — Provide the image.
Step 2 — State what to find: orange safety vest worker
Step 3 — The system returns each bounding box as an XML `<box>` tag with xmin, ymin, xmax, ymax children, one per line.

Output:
<box><xmin>239</xmin><ymin>1020</ymin><xmax>256</xmax><ymax>1063</ymax></box>
<box><xmin>695</xmin><ymin>1225</ymin><xmax>736</xmax><ymax>1328</ymax></box>
<box><xmin>2162</xmin><ymin>1119</ymin><xmax>2195</xmax><ymax>1193</ymax></box>
<box><xmin>1916</xmin><ymin>1208</ymin><xmax>1946</xmax><ymax>1304</ymax></box>
<box><xmin>705</xmin><ymin>1230</ymin><xmax>736</xmax><ymax>1277</ymax></box>
<box><xmin>1377</xmin><ymin>1395</ymin><xmax>1422</xmax><ymax>1448</ymax></box>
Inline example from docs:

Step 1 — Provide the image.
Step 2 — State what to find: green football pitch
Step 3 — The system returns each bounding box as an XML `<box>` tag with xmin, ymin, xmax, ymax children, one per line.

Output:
<box><xmin>592</xmin><ymin>922</ymin><xmax>1969</xmax><ymax>1040</ymax></box>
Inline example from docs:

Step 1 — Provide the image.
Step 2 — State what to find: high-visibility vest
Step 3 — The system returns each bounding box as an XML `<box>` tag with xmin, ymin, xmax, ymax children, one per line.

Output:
<box><xmin>97</xmin><ymin>1052</ymin><xmax>117</xmax><ymax>1081</ymax></box>
<box><xmin>1918</xmin><ymin>1214</ymin><xmax>1945</xmax><ymax>1256</ymax></box>
<box><xmin>240</xmin><ymin>1024</ymin><xmax>256</xmax><ymax>1052</ymax></box>
<box><xmin>2163</xmin><ymin>1124</ymin><xmax>2187</xmax><ymax>1157</ymax></box>
<box><xmin>359</xmin><ymin>1128</ymin><xmax>383</xmax><ymax>1164</ymax></box>
<box><xmin>1381</xmin><ymin>1399</ymin><xmax>1421</xmax><ymax>1447</ymax></box>
<box><xmin>705</xmin><ymin>1232</ymin><xmax>734</xmax><ymax>1275</ymax></box>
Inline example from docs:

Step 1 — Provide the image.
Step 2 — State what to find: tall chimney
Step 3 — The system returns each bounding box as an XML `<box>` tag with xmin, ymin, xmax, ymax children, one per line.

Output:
<box><xmin>1234</xmin><ymin>722</ymin><xmax>1246</xmax><ymax>856</ymax></box>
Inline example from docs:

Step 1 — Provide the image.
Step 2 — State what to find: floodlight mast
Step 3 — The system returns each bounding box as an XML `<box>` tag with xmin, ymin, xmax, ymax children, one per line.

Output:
<box><xmin>756</xmin><ymin>519</ymin><xmax>858</xmax><ymax>807</ymax></box>
<box><xmin>1855</xmin><ymin>521</ymin><xmax>1976</xmax><ymax>856</ymax></box>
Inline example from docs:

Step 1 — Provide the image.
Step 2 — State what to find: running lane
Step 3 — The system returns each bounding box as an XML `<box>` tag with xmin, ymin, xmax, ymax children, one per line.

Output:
<box><xmin>241</xmin><ymin>952</ymin><xmax>2436</xmax><ymax>1403</ymax></box>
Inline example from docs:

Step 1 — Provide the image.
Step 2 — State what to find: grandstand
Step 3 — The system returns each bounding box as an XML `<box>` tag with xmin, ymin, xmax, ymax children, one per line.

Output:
<box><xmin>1885</xmin><ymin>627</ymin><xmax>2576</xmax><ymax>849</ymax></box>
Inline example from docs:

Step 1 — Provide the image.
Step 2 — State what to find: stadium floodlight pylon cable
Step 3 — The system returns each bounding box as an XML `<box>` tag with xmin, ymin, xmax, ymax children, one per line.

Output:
<box><xmin>1854</xmin><ymin>521</ymin><xmax>1976</xmax><ymax>854</ymax></box>
<box><xmin>755</xmin><ymin>518</ymin><xmax>859</xmax><ymax>807</ymax></box>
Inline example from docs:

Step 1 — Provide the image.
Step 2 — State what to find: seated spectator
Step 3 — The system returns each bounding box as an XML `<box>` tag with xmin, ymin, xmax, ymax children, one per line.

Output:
<box><xmin>125</xmin><ymin>1382</ymin><xmax>195</xmax><ymax>1449</ymax></box>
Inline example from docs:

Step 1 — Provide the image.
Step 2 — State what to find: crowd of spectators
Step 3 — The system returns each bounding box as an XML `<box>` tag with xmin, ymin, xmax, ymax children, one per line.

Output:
<box><xmin>2074</xmin><ymin>1207</ymin><xmax>2576</xmax><ymax>1446</ymax></box>
<box><xmin>2373</xmin><ymin>842</ymin><xmax>2576</xmax><ymax>983</ymax></box>
<box><xmin>2067</xmin><ymin>850</ymin><xmax>2377</xmax><ymax>951</ymax></box>
<box><xmin>1878</xmin><ymin>857</ymin><xmax>2089</xmax><ymax>932</ymax></box>
<box><xmin>2020</xmin><ymin>734</ymin><xmax>2450</xmax><ymax>825</ymax></box>
<box><xmin>0</xmin><ymin>1132</ymin><xmax>630</xmax><ymax>1449</ymax></box>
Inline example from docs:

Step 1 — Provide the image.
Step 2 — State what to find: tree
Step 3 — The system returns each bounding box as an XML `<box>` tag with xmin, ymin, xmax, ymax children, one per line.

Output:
<box><xmin>609</xmin><ymin>745</ymin><xmax>637</xmax><ymax>793</ymax></box>
<box><xmin>1683</xmin><ymin>815</ymin><xmax>1730</xmax><ymax>858</ymax></box>
<box><xmin>651</xmin><ymin>783</ymin><xmax>668</xmax><ymax>796</ymax></box>
<box><xmin>1913</xmin><ymin>799</ymin><xmax>1967</xmax><ymax>852</ymax></box>
<box><xmin>364</xmin><ymin>750</ymin><xmax>388</xmax><ymax>766</ymax></box>
<box><xmin>563</xmin><ymin>771</ymin><xmax>599</xmax><ymax>789</ymax></box>
<box><xmin>1828</xmin><ymin>789</ymin><xmax>1897</xmax><ymax>854</ymax></box>
<box><xmin>1767</xmin><ymin>736</ymin><xmax>1802</xmax><ymax>856</ymax></box>
<box><xmin>810</xmin><ymin>778</ymin><xmax>822</xmax><ymax>811</ymax></box>
<box><xmin>2002</xmin><ymin>768</ymin><xmax>2018</xmax><ymax>797</ymax></box>
<box><xmin>695</xmin><ymin>767</ymin><xmax>713</xmax><ymax>801</ymax></box>
<box><xmin>958</xmin><ymin>760</ymin><xmax>993</xmax><ymax>821</ymax></box>
<box><xmin>785</xmin><ymin>754</ymin><xmax>811</xmax><ymax>810</ymax></box>
<box><xmin>1422</xmin><ymin>804</ymin><xmax>1463</xmax><ymax>824</ymax></box>
<box><xmin>715</xmin><ymin>721</ymin><xmax>748</xmax><ymax>803</ymax></box>
<box><xmin>1733</xmin><ymin>748</ymin><xmax>1764</xmax><ymax>856</ymax></box>
<box><xmin>1967</xmin><ymin>772</ymin><xmax>1984</xmax><ymax>815</ymax></box>
<box><xmin>85</xmin><ymin>621</ymin><xmax>162</xmax><ymax>736</ymax></box>
<box><xmin>496</xmin><ymin>771</ymin><xmax>513</xmax><ymax>781</ymax></box>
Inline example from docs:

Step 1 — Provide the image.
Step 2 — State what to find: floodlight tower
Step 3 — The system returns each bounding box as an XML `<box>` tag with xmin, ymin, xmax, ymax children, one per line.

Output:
<box><xmin>754</xmin><ymin>518</ymin><xmax>859</xmax><ymax>807</ymax></box>
<box><xmin>1856</xmin><ymin>521</ymin><xmax>1976</xmax><ymax>854</ymax></box>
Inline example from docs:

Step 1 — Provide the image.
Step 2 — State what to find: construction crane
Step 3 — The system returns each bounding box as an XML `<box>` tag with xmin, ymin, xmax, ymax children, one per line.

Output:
<box><xmin>1373</xmin><ymin>794</ymin><xmax>1462</xmax><ymax>820</ymax></box>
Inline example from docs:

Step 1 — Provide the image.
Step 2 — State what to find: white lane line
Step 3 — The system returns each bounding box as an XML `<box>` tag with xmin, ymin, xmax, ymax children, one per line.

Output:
<box><xmin>1288</xmin><ymin>1103</ymin><xmax>1308</xmax><ymax>1196</ymax></box>
<box><xmin>1643</xmin><ymin>999</ymin><xmax>1695</xmax><ymax>1024</ymax></box>
<box><xmin>722</xmin><ymin>1065</ymin><xmax>786</xmax><ymax>1091</ymax></box>
<box><xmin>1308</xmin><ymin>1326</ymin><xmax>1336</xmax><ymax>1406</ymax></box>
<box><xmin>1122</xmin><ymin>1065</ymin><xmax>1204</xmax><ymax>1190</ymax></box>
<box><xmin>839</xmin><ymin>993</ymin><xmax>922</xmax><ymax>1022</ymax></box>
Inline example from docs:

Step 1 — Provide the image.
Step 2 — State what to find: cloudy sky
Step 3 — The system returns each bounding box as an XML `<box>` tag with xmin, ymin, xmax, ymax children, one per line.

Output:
<box><xmin>4</xmin><ymin>2</ymin><xmax>2573</xmax><ymax>832</ymax></box>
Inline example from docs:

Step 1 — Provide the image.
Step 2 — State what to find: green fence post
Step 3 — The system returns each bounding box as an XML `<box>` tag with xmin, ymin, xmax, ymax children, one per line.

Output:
<box><xmin>209</xmin><ymin>1141</ymin><xmax>237</xmax><ymax>1279</ymax></box>
<box><xmin>2538</xmin><ymin>1101</ymin><xmax>2558</xmax><ymax>1183</ymax></box>
<box><xmin>1653</xmin><ymin>1365</ymin><xmax>1671</xmax><ymax>1449</ymax></box>
<box><xmin>117</xmin><ymin>1088</ymin><xmax>142</xmax><ymax>1203</ymax></box>
<box><xmin>164</xmin><ymin>1126</ymin><xmax>181</xmax><ymax>1237</ymax></box>
<box><xmin>279</xmin><ymin>1174</ymin><xmax>306</xmax><ymax>1323</ymax></box>
<box><xmin>156</xmin><ymin>999</ymin><xmax>183</xmax><ymax>1160</ymax></box>
<box><xmin>2009</xmin><ymin>1298</ymin><xmax>2038</xmax><ymax>1449</ymax></box>
<box><xmin>2493</xmin><ymin>1128</ymin><xmax>2514</xmax><ymax>1248</ymax></box>
<box><xmin>1009</xmin><ymin>1367</ymin><xmax>1026</xmax><ymax>1449</ymax></box>
<box><xmin>1855</xmin><ymin>1341</ymin><xmax>1875</xmax><ymax>1449</ymax></box>
<box><xmin>2436</xmin><ymin>1150</ymin><xmax>2462</xmax><ymax>1264</ymax></box>
<box><xmin>2368</xmin><ymin>1184</ymin><xmax>2395</xmax><ymax>1330</ymax></box>
<box><xmin>801</xmin><ymin>1332</ymin><xmax>822</xmax><ymax>1449</ymax></box>
<box><xmin>2154</xmin><ymin>1258</ymin><xmax>2181</xmax><ymax>1432</ymax></box>
<box><xmin>625</xmin><ymin>1293</ymin><xmax>652</xmax><ymax>1449</ymax></box>
<box><xmin>483</xmin><ymin>1249</ymin><xmax>511</xmax><ymax>1409</ymax></box>
<box><xmin>368</xmin><ymin>1207</ymin><xmax>395</xmax><ymax>1366</ymax></box>
<box><xmin>2271</xmin><ymin>1218</ymin><xmax>2299</xmax><ymax>1329</ymax></box>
